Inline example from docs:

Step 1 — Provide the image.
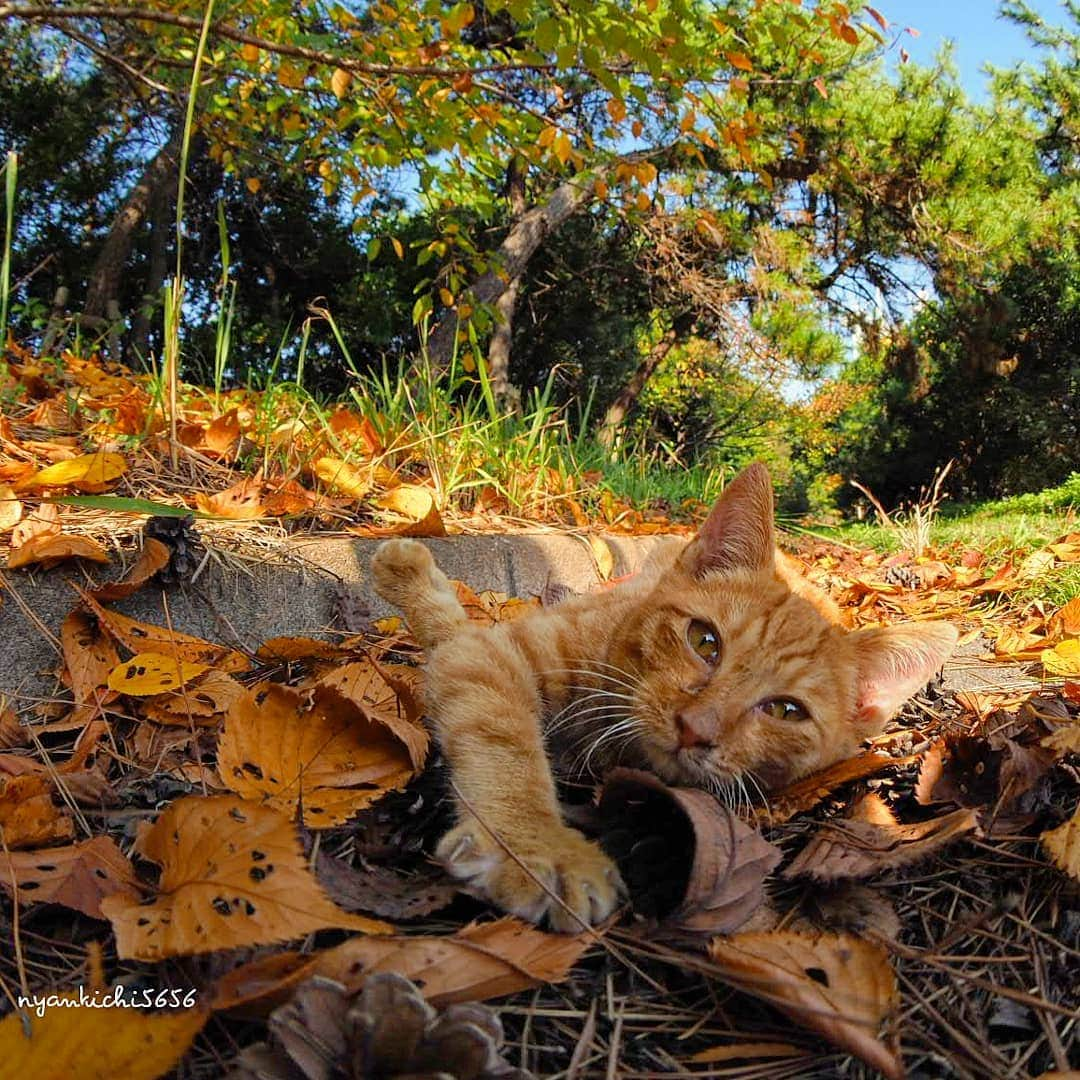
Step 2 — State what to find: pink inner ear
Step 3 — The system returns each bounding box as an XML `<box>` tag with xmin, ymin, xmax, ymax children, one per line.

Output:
<box><xmin>853</xmin><ymin>623</ymin><xmax>959</xmax><ymax>729</ymax></box>
<box><xmin>681</xmin><ymin>462</ymin><xmax>775</xmax><ymax>577</ymax></box>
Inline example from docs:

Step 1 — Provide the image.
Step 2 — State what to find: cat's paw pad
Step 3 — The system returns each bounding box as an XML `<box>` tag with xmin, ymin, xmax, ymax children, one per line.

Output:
<box><xmin>371</xmin><ymin>538</ymin><xmax>435</xmax><ymax>598</ymax></box>
<box><xmin>437</xmin><ymin>820</ymin><xmax>623</xmax><ymax>933</ymax></box>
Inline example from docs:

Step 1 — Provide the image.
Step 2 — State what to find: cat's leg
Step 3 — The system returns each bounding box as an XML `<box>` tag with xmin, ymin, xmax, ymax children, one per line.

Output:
<box><xmin>426</xmin><ymin>626</ymin><xmax>623</xmax><ymax>932</ymax></box>
<box><xmin>371</xmin><ymin>539</ymin><xmax>468</xmax><ymax>648</ymax></box>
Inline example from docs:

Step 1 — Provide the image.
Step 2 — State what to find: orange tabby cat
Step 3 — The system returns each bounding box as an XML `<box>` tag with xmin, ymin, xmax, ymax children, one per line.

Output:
<box><xmin>372</xmin><ymin>463</ymin><xmax>956</xmax><ymax>931</ymax></box>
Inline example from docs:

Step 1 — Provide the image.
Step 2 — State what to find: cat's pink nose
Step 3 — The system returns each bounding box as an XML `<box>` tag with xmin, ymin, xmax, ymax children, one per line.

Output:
<box><xmin>674</xmin><ymin>707</ymin><xmax>715</xmax><ymax>749</ymax></box>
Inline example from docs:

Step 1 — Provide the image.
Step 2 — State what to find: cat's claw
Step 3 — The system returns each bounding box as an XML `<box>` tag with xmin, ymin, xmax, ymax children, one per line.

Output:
<box><xmin>437</xmin><ymin>820</ymin><xmax>624</xmax><ymax>933</ymax></box>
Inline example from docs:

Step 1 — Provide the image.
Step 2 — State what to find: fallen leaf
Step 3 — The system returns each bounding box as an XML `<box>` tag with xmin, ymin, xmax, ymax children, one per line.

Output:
<box><xmin>0</xmin><ymin>998</ymin><xmax>206</xmax><ymax>1080</ymax></box>
<box><xmin>218</xmin><ymin>683</ymin><xmax>416</xmax><ymax>827</ymax></box>
<box><xmin>1043</xmin><ymin>639</ymin><xmax>1080</xmax><ymax>677</ymax></box>
<box><xmin>0</xmin><ymin>706</ymin><xmax>27</xmax><ymax>749</ymax></box>
<box><xmin>312</xmin><ymin>455</ymin><xmax>374</xmax><ymax>500</ymax></box>
<box><xmin>0</xmin><ymin>835</ymin><xmax>139</xmax><ymax>918</ymax></box>
<box><xmin>766</xmin><ymin>752</ymin><xmax>897</xmax><ymax>823</ymax></box>
<box><xmin>376</xmin><ymin>483</ymin><xmax>446</xmax><ymax>536</ymax></box>
<box><xmin>0</xmin><ymin>773</ymin><xmax>76</xmax><ymax>848</ymax></box>
<box><xmin>10</xmin><ymin>500</ymin><xmax>60</xmax><ymax>547</ymax></box>
<box><xmin>708</xmin><ymin>931</ymin><xmax>901</xmax><ymax>1079</ymax></box>
<box><xmin>1050</xmin><ymin>597</ymin><xmax>1080</xmax><ymax>637</ymax></box>
<box><xmin>1043</xmin><ymin>723</ymin><xmax>1080</xmax><ymax>755</ymax></box>
<box><xmin>90</xmin><ymin>537</ymin><xmax>171</xmax><ymax>600</ymax></box>
<box><xmin>802</xmin><ymin>883</ymin><xmax>902</xmax><ymax>943</ymax></box>
<box><xmin>316</xmin><ymin>853</ymin><xmax>457</xmax><ymax>920</ymax></box>
<box><xmin>0</xmin><ymin>483</ymin><xmax>23</xmax><ymax>531</ymax></box>
<box><xmin>195</xmin><ymin>476</ymin><xmax>266</xmax><ymax>519</ymax></box>
<box><xmin>316</xmin><ymin>658</ymin><xmax>428</xmax><ymax>771</ymax></box>
<box><xmin>209</xmin><ymin>951</ymin><xmax>321</xmax><ymax>1013</ymax></box>
<box><xmin>139</xmin><ymin>668</ymin><xmax>245</xmax><ymax>725</ymax></box>
<box><xmin>100</xmin><ymin>795</ymin><xmax>389</xmax><ymax>959</ymax></box>
<box><xmin>256</xmin><ymin>636</ymin><xmax>346</xmax><ymax>662</ymax></box>
<box><xmin>1041</xmin><ymin>805</ymin><xmax>1080</xmax><ymax>881</ymax></box>
<box><xmin>599</xmin><ymin>769</ymin><xmax>780</xmax><ymax>932</ymax></box>
<box><xmin>314</xmin><ymin>916</ymin><xmax>591</xmax><ymax>1005</ymax></box>
<box><xmin>587</xmin><ymin>534</ymin><xmax>616</xmax><ymax>581</ymax></box>
<box><xmin>15</xmin><ymin>451</ymin><xmax>127</xmax><ymax>492</ymax></box>
<box><xmin>77</xmin><ymin>589</ymin><xmax>251</xmax><ymax>672</ymax></box>
<box><xmin>106</xmin><ymin>652</ymin><xmax>211</xmax><ymax>696</ymax></box>
<box><xmin>8</xmin><ymin>531</ymin><xmax>111</xmax><ymax>569</ymax></box>
<box><xmin>61</xmin><ymin>607</ymin><xmax>120</xmax><ymax>708</ymax></box>
<box><xmin>915</xmin><ymin>736</ymin><xmax>1001</xmax><ymax>807</ymax></box>
<box><xmin>690</xmin><ymin>1042</ymin><xmax>804</xmax><ymax>1064</ymax></box>
<box><xmin>784</xmin><ymin>804</ymin><xmax>979</xmax><ymax>881</ymax></box>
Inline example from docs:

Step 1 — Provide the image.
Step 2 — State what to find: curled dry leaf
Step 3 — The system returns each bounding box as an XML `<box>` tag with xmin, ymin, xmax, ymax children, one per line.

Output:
<box><xmin>210</xmin><ymin>951</ymin><xmax>321</xmax><ymax>1013</ymax></box>
<box><xmin>316</xmin><ymin>852</ymin><xmax>457</xmax><ymax>920</ymax></box>
<box><xmin>0</xmin><ymin>773</ymin><xmax>76</xmax><ymax>848</ymax></box>
<box><xmin>100</xmin><ymin>795</ymin><xmax>390</xmax><ymax>959</ymax></box>
<box><xmin>0</xmin><ymin>483</ymin><xmax>22</xmax><ymax>532</ymax></box>
<box><xmin>766</xmin><ymin>751</ymin><xmax>898</xmax><ymax>824</ymax></box>
<box><xmin>314</xmin><ymin>916</ymin><xmax>591</xmax><ymax>1006</ymax></box>
<box><xmin>1043</xmin><ymin>722</ymin><xmax>1080</xmax><ymax>755</ymax></box>
<box><xmin>10</xmin><ymin>500</ymin><xmax>59</xmax><ymax>547</ymax></box>
<box><xmin>599</xmin><ymin>768</ymin><xmax>781</xmax><ymax>933</ymax></box>
<box><xmin>61</xmin><ymin>607</ymin><xmax>120</xmax><ymax>709</ymax></box>
<box><xmin>218</xmin><ymin>683</ymin><xmax>417</xmax><ymax>828</ymax></box>
<box><xmin>8</xmin><ymin>531</ymin><xmax>111</xmax><ymax>569</ymax></box>
<box><xmin>801</xmin><ymin>883</ymin><xmax>902</xmax><ymax>943</ymax></box>
<box><xmin>90</xmin><ymin>536</ymin><xmax>171</xmax><ymax>600</ymax></box>
<box><xmin>0</xmin><ymin>835</ymin><xmax>139</xmax><ymax>919</ymax></box>
<box><xmin>0</xmin><ymin>996</ymin><xmax>207</xmax><ymax>1080</ymax></box>
<box><xmin>708</xmin><ymin>931</ymin><xmax>901</xmax><ymax>1080</ymax></box>
<box><xmin>312</xmin><ymin>455</ymin><xmax>375</xmax><ymax>500</ymax></box>
<box><xmin>106</xmin><ymin>652</ymin><xmax>211</xmax><ymax>696</ymax></box>
<box><xmin>784</xmin><ymin>799</ymin><xmax>979</xmax><ymax>882</ymax></box>
<box><xmin>194</xmin><ymin>475</ymin><xmax>266</xmax><ymax>519</ymax></box>
<box><xmin>257</xmin><ymin>636</ymin><xmax>347</xmax><ymax>662</ymax></box>
<box><xmin>1043</xmin><ymin>639</ymin><xmax>1080</xmax><ymax>677</ymax></box>
<box><xmin>138</xmin><ymin>668</ymin><xmax>245</xmax><ymax>726</ymax></box>
<box><xmin>77</xmin><ymin>589</ymin><xmax>251</xmax><ymax>673</ymax></box>
<box><xmin>376</xmin><ymin>483</ymin><xmax>446</xmax><ymax>536</ymax></box>
<box><xmin>1040</xmin><ymin>805</ymin><xmax>1080</xmax><ymax>881</ymax></box>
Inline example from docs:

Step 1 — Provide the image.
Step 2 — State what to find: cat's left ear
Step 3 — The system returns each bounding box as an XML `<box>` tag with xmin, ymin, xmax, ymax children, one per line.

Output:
<box><xmin>849</xmin><ymin>622</ymin><xmax>958</xmax><ymax>731</ymax></box>
<box><xmin>679</xmin><ymin>462</ymin><xmax>775</xmax><ymax>578</ymax></box>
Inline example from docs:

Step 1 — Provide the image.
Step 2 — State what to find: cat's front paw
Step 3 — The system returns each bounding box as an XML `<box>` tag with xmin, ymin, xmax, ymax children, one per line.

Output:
<box><xmin>371</xmin><ymin>538</ymin><xmax>435</xmax><ymax>599</ymax></box>
<box><xmin>437</xmin><ymin>820</ymin><xmax>624</xmax><ymax>933</ymax></box>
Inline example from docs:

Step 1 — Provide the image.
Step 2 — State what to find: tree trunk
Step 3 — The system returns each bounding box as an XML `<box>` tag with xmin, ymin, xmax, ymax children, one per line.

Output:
<box><xmin>427</xmin><ymin>174</ymin><xmax>596</xmax><ymax>372</ymax></box>
<box><xmin>129</xmin><ymin>175</ymin><xmax>173</xmax><ymax>361</ymax></box>
<box><xmin>83</xmin><ymin>133</ymin><xmax>181</xmax><ymax>323</ymax></box>
<box><xmin>597</xmin><ymin>311</ymin><xmax>694</xmax><ymax>450</ymax></box>
<box><xmin>485</xmin><ymin>157</ymin><xmax>527</xmax><ymax>414</ymax></box>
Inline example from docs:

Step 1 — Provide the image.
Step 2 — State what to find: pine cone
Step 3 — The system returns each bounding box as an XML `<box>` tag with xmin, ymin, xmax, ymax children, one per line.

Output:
<box><xmin>881</xmin><ymin>563</ymin><xmax>921</xmax><ymax>590</ymax></box>
<box><xmin>230</xmin><ymin>973</ymin><xmax>534</xmax><ymax>1080</ymax></box>
<box><xmin>144</xmin><ymin>514</ymin><xmax>201</xmax><ymax>585</ymax></box>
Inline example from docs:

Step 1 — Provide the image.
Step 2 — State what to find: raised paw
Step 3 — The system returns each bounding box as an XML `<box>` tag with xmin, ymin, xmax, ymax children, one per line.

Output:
<box><xmin>371</xmin><ymin>538</ymin><xmax>437</xmax><ymax>601</ymax></box>
<box><xmin>437</xmin><ymin>819</ymin><xmax>624</xmax><ymax>933</ymax></box>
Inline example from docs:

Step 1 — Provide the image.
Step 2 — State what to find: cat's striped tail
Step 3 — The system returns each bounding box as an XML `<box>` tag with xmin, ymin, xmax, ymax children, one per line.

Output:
<box><xmin>370</xmin><ymin>539</ymin><xmax>468</xmax><ymax>648</ymax></box>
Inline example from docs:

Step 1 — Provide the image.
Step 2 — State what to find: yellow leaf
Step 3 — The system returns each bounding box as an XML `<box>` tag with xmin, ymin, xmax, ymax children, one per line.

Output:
<box><xmin>0</xmin><ymin>484</ymin><xmax>22</xmax><ymax>532</ymax></box>
<box><xmin>439</xmin><ymin>287</ymin><xmax>455</xmax><ymax>307</ymax></box>
<box><xmin>245</xmin><ymin>176</ymin><xmax>261</xmax><ymax>194</ymax></box>
<box><xmin>1041</xmin><ymin>805</ymin><xmax>1080</xmax><ymax>880</ymax></box>
<box><xmin>312</xmin><ymin>455</ymin><xmax>373</xmax><ymax>499</ymax></box>
<box><xmin>0</xmin><ymin>998</ymin><xmax>207</xmax><ymax>1080</ymax></box>
<box><xmin>373</xmin><ymin>615</ymin><xmax>403</xmax><ymax>635</ymax></box>
<box><xmin>1043</xmin><ymin>639</ymin><xmax>1080</xmax><ymax>677</ymax></box>
<box><xmin>537</xmin><ymin>125</ymin><xmax>557</xmax><ymax>148</ymax></box>
<box><xmin>552</xmin><ymin>132</ymin><xmax>572</xmax><ymax>166</ymax></box>
<box><xmin>107</xmin><ymin>652</ymin><xmax>210</xmax><ymax>696</ymax></box>
<box><xmin>241</xmin><ymin>42</ymin><xmax>259</xmax><ymax>62</ymax></box>
<box><xmin>391</xmin><ymin>236</ymin><xmax>404</xmax><ymax>259</ymax></box>
<box><xmin>16</xmin><ymin>451</ymin><xmax>126</xmax><ymax>491</ymax></box>
<box><xmin>587</xmin><ymin>534</ymin><xmax>616</xmax><ymax>581</ymax></box>
<box><xmin>725</xmin><ymin>51</ymin><xmax>753</xmax><ymax>72</ymax></box>
<box><xmin>331</xmin><ymin>66</ymin><xmax>352</xmax><ymax>98</ymax></box>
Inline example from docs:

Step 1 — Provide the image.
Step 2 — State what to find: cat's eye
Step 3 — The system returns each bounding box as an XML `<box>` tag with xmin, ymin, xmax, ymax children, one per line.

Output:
<box><xmin>759</xmin><ymin>698</ymin><xmax>811</xmax><ymax>722</ymax></box>
<box><xmin>687</xmin><ymin>619</ymin><xmax>720</xmax><ymax>664</ymax></box>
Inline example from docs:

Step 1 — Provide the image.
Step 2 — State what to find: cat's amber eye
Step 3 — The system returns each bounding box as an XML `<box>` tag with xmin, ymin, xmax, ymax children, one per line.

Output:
<box><xmin>760</xmin><ymin>698</ymin><xmax>811</xmax><ymax>722</ymax></box>
<box><xmin>687</xmin><ymin>619</ymin><xmax>720</xmax><ymax>664</ymax></box>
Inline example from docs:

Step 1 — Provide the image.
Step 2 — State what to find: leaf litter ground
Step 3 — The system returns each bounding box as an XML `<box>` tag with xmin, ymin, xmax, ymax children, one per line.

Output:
<box><xmin>1</xmin><ymin>350</ymin><xmax>1079</xmax><ymax>1078</ymax></box>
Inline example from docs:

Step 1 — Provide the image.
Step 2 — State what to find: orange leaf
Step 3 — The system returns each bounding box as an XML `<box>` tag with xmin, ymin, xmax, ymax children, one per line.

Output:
<box><xmin>8</xmin><ymin>532</ymin><xmax>111</xmax><ymax>569</ymax></box>
<box><xmin>0</xmin><ymin>773</ymin><xmax>75</xmax><ymax>849</ymax></box>
<box><xmin>315</xmin><ymin>916</ymin><xmax>591</xmax><ymax>1005</ymax></box>
<box><xmin>138</xmin><ymin>668</ymin><xmax>245</xmax><ymax>726</ymax></box>
<box><xmin>0</xmin><ymin>835</ymin><xmax>139</xmax><ymax>919</ymax></box>
<box><xmin>725</xmin><ymin>51</ymin><xmax>753</xmax><ymax>72</ymax></box>
<box><xmin>218</xmin><ymin>683</ymin><xmax>416</xmax><ymax>826</ymax></box>
<box><xmin>708</xmin><ymin>932</ymin><xmax>901</xmax><ymax>1079</ymax></box>
<box><xmin>376</xmin><ymin>484</ymin><xmax>446</xmax><ymax>536</ymax></box>
<box><xmin>90</xmin><ymin>537</ymin><xmax>170</xmax><ymax>601</ymax></box>
<box><xmin>194</xmin><ymin>476</ymin><xmax>266</xmax><ymax>519</ymax></box>
<box><xmin>101</xmin><ymin>795</ymin><xmax>390</xmax><ymax>959</ymax></box>
<box><xmin>0</xmin><ymin>484</ymin><xmax>22</xmax><ymax>532</ymax></box>
<box><xmin>766</xmin><ymin>752</ymin><xmax>897</xmax><ymax>824</ymax></box>
<box><xmin>61</xmin><ymin>607</ymin><xmax>120</xmax><ymax>708</ymax></box>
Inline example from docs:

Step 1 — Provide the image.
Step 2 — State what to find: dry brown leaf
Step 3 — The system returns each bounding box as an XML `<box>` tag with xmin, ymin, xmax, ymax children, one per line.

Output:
<box><xmin>766</xmin><ymin>752</ymin><xmax>898</xmax><ymax>823</ymax></box>
<box><xmin>1043</xmin><ymin>723</ymin><xmax>1080</xmax><ymax>755</ymax></box>
<box><xmin>0</xmin><ymin>705</ymin><xmax>28</xmax><ymax>749</ymax></box>
<box><xmin>106</xmin><ymin>652</ymin><xmax>210</xmax><ymax>696</ymax></box>
<box><xmin>61</xmin><ymin>607</ymin><xmax>120</xmax><ymax>709</ymax></box>
<box><xmin>218</xmin><ymin>683</ymin><xmax>416</xmax><ymax>827</ymax></box>
<box><xmin>316</xmin><ymin>853</ymin><xmax>457</xmax><ymax>920</ymax></box>
<box><xmin>100</xmin><ymin>795</ymin><xmax>390</xmax><ymax>959</ymax></box>
<box><xmin>314</xmin><ymin>916</ymin><xmax>591</xmax><ymax>1005</ymax></box>
<box><xmin>599</xmin><ymin>769</ymin><xmax>780</xmax><ymax>933</ymax></box>
<box><xmin>0</xmin><ymin>773</ymin><xmax>76</xmax><ymax>848</ymax></box>
<box><xmin>0</xmin><ymin>483</ymin><xmax>23</xmax><ymax>532</ymax></box>
<box><xmin>90</xmin><ymin>537</ymin><xmax>171</xmax><ymax>600</ymax></box>
<box><xmin>708</xmin><ymin>931</ymin><xmax>901</xmax><ymax>1079</ymax></box>
<box><xmin>316</xmin><ymin>658</ymin><xmax>428</xmax><ymax>771</ymax></box>
<box><xmin>77</xmin><ymin>589</ymin><xmax>251</xmax><ymax>672</ymax></box>
<box><xmin>1041</xmin><ymin>805</ymin><xmax>1080</xmax><ymax>881</ymax></box>
<box><xmin>376</xmin><ymin>483</ymin><xmax>446</xmax><ymax>536</ymax></box>
<box><xmin>690</xmin><ymin>1042</ymin><xmax>804</xmax><ymax>1064</ymax></box>
<box><xmin>0</xmin><ymin>835</ymin><xmax>139</xmax><ymax>918</ymax></box>
<box><xmin>8</xmin><ymin>531</ymin><xmax>111</xmax><ymax>569</ymax></box>
<box><xmin>802</xmin><ymin>883</ymin><xmax>902</xmax><ymax>943</ymax></box>
<box><xmin>256</xmin><ymin>636</ymin><xmax>347</xmax><ymax>662</ymax></box>
<box><xmin>10</xmin><ymin>500</ymin><xmax>60</xmax><ymax>548</ymax></box>
<box><xmin>209</xmin><ymin>951</ymin><xmax>321</xmax><ymax>1013</ymax></box>
<box><xmin>784</xmin><ymin>805</ymin><xmax>979</xmax><ymax>882</ymax></box>
<box><xmin>195</xmin><ymin>476</ymin><xmax>266</xmax><ymax>519</ymax></box>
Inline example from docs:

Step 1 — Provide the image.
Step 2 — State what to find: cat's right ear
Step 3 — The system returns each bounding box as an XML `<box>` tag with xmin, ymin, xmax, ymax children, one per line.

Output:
<box><xmin>679</xmin><ymin>462</ymin><xmax>775</xmax><ymax>578</ymax></box>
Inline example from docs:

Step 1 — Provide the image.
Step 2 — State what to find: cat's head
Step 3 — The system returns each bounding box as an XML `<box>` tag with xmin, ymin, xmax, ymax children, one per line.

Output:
<box><xmin>604</xmin><ymin>463</ymin><xmax>957</xmax><ymax>794</ymax></box>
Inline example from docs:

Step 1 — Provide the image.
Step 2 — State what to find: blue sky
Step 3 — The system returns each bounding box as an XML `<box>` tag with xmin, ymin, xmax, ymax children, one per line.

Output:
<box><xmin>879</xmin><ymin>0</ymin><xmax>1068</xmax><ymax>98</ymax></box>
